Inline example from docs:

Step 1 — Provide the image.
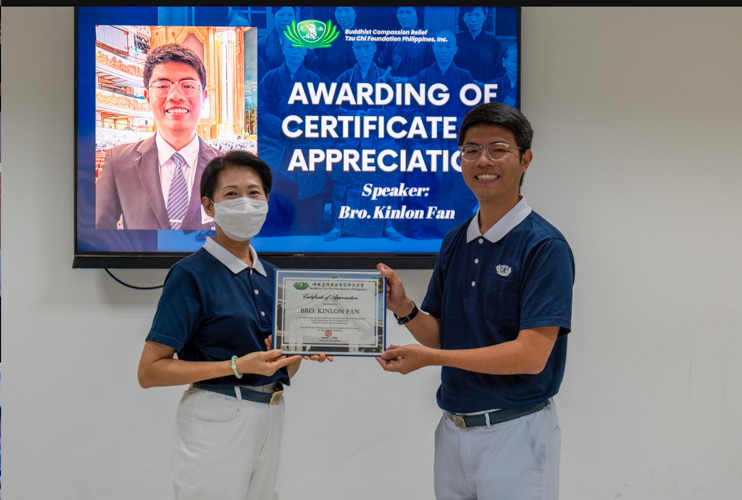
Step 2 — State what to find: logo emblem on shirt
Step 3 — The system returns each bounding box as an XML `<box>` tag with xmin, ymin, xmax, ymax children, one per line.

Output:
<box><xmin>496</xmin><ymin>265</ymin><xmax>512</xmax><ymax>277</ymax></box>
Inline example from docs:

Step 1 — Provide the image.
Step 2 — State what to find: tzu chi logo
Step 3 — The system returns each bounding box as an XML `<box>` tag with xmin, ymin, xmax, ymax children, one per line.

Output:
<box><xmin>284</xmin><ymin>20</ymin><xmax>339</xmax><ymax>49</ymax></box>
<box><xmin>325</xmin><ymin>330</ymin><xmax>333</xmax><ymax>337</ymax></box>
<box><xmin>496</xmin><ymin>265</ymin><xmax>512</xmax><ymax>277</ymax></box>
<box><xmin>293</xmin><ymin>282</ymin><xmax>310</xmax><ymax>290</ymax></box>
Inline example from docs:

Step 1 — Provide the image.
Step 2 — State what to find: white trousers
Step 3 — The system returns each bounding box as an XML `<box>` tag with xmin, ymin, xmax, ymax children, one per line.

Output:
<box><xmin>434</xmin><ymin>401</ymin><xmax>561</xmax><ymax>500</ymax></box>
<box><xmin>171</xmin><ymin>386</ymin><xmax>285</xmax><ymax>500</ymax></box>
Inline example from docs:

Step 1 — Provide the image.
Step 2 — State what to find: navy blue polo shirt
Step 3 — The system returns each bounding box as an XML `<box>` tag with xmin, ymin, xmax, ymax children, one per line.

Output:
<box><xmin>147</xmin><ymin>237</ymin><xmax>289</xmax><ymax>388</ymax></box>
<box><xmin>422</xmin><ymin>198</ymin><xmax>575</xmax><ymax>413</ymax></box>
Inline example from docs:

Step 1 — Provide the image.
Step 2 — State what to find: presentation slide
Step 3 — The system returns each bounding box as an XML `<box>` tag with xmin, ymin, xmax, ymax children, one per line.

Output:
<box><xmin>75</xmin><ymin>7</ymin><xmax>519</xmax><ymax>260</ymax></box>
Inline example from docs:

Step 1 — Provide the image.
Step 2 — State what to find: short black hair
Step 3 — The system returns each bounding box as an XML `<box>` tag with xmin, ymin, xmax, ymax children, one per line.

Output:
<box><xmin>201</xmin><ymin>150</ymin><xmax>273</xmax><ymax>200</ymax></box>
<box><xmin>396</xmin><ymin>7</ymin><xmax>422</xmax><ymax>16</ymax></box>
<box><xmin>459</xmin><ymin>7</ymin><xmax>489</xmax><ymax>16</ymax></box>
<box><xmin>225</xmin><ymin>9</ymin><xmax>251</xmax><ymax>26</ymax></box>
<box><xmin>143</xmin><ymin>43</ymin><xmax>207</xmax><ymax>89</ymax></box>
<box><xmin>270</xmin><ymin>6</ymin><xmax>295</xmax><ymax>16</ymax></box>
<box><xmin>458</xmin><ymin>102</ymin><xmax>533</xmax><ymax>151</ymax></box>
<box><xmin>279</xmin><ymin>32</ymin><xmax>295</xmax><ymax>47</ymax></box>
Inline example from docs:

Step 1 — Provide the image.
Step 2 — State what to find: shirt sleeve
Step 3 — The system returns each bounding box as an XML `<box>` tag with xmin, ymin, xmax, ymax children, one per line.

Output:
<box><xmin>519</xmin><ymin>238</ymin><xmax>575</xmax><ymax>335</ymax></box>
<box><xmin>146</xmin><ymin>265</ymin><xmax>203</xmax><ymax>352</ymax></box>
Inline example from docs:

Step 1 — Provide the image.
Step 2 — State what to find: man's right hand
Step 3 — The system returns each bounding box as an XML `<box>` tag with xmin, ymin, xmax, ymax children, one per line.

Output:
<box><xmin>376</xmin><ymin>264</ymin><xmax>442</xmax><ymax>349</ymax></box>
<box><xmin>377</xmin><ymin>263</ymin><xmax>415</xmax><ymax>317</ymax></box>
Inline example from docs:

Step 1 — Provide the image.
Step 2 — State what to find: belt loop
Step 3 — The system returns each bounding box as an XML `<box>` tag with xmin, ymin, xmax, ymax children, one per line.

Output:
<box><xmin>485</xmin><ymin>412</ymin><xmax>492</xmax><ymax>428</ymax></box>
<box><xmin>234</xmin><ymin>386</ymin><xmax>242</xmax><ymax>401</ymax></box>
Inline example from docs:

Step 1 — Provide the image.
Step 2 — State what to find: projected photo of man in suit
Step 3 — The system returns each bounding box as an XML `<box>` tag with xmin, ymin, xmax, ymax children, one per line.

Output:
<box><xmin>96</xmin><ymin>43</ymin><xmax>222</xmax><ymax>230</ymax></box>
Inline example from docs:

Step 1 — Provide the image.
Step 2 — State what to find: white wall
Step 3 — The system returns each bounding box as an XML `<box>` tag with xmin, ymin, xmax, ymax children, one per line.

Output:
<box><xmin>3</xmin><ymin>7</ymin><xmax>742</xmax><ymax>500</ymax></box>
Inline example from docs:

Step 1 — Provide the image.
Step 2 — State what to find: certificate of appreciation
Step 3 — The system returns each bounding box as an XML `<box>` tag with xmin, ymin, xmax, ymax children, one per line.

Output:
<box><xmin>273</xmin><ymin>270</ymin><xmax>386</xmax><ymax>356</ymax></box>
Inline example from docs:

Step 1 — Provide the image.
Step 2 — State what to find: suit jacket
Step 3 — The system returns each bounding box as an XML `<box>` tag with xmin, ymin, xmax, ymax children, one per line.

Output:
<box><xmin>96</xmin><ymin>135</ymin><xmax>223</xmax><ymax>230</ymax></box>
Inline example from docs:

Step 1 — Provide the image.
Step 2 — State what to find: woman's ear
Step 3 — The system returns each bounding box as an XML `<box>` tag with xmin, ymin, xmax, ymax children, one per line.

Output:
<box><xmin>202</xmin><ymin>196</ymin><xmax>215</xmax><ymax>218</ymax></box>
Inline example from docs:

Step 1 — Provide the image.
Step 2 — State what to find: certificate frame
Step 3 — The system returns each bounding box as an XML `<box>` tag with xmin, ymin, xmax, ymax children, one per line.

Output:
<box><xmin>273</xmin><ymin>269</ymin><xmax>386</xmax><ymax>357</ymax></box>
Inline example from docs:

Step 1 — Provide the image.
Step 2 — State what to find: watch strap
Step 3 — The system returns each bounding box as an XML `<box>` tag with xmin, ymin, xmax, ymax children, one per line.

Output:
<box><xmin>394</xmin><ymin>301</ymin><xmax>419</xmax><ymax>325</ymax></box>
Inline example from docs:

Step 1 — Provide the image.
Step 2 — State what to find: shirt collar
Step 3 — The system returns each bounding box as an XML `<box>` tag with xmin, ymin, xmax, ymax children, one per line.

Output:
<box><xmin>435</xmin><ymin>62</ymin><xmax>457</xmax><ymax>76</ymax></box>
<box><xmin>353</xmin><ymin>62</ymin><xmax>378</xmax><ymax>81</ymax></box>
<box><xmin>202</xmin><ymin>237</ymin><xmax>266</xmax><ymax>276</ymax></box>
<box><xmin>280</xmin><ymin>62</ymin><xmax>306</xmax><ymax>78</ymax></box>
<box><xmin>466</xmin><ymin>197</ymin><xmax>532</xmax><ymax>243</ymax></box>
<box><xmin>155</xmin><ymin>131</ymin><xmax>200</xmax><ymax>169</ymax></box>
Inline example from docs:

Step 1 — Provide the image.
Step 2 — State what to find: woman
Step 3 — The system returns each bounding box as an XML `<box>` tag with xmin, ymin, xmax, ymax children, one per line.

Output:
<box><xmin>138</xmin><ymin>150</ymin><xmax>329</xmax><ymax>499</ymax></box>
<box><xmin>454</xmin><ymin>7</ymin><xmax>503</xmax><ymax>83</ymax></box>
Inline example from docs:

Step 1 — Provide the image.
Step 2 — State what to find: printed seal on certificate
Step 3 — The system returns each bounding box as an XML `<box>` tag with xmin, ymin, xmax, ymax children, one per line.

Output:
<box><xmin>273</xmin><ymin>269</ymin><xmax>386</xmax><ymax>356</ymax></box>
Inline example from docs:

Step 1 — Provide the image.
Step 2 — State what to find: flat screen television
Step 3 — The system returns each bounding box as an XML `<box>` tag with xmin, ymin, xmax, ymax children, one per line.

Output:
<box><xmin>74</xmin><ymin>6</ymin><xmax>520</xmax><ymax>269</ymax></box>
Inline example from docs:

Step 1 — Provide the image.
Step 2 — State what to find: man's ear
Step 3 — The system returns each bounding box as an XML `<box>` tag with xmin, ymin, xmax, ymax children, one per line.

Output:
<box><xmin>521</xmin><ymin>149</ymin><xmax>533</xmax><ymax>174</ymax></box>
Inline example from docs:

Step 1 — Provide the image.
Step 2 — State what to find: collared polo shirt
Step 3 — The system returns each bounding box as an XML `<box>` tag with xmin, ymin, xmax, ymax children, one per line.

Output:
<box><xmin>422</xmin><ymin>198</ymin><xmax>575</xmax><ymax>413</ymax></box>
<box><xmin>147</xmin><ymin>237</ymin><xmax>289</xmax><ymax>387</ymax></box>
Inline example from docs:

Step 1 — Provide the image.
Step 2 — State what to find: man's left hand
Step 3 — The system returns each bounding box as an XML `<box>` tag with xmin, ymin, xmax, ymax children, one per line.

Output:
<box><xmin>303</xmin><ymin>353</ymin><xmax>334</xmax><ymax>363</ymax></box>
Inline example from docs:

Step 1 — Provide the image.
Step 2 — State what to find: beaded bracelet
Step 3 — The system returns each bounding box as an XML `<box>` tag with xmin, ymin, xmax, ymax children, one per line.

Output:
<box><xmin>231</xmin><ymin>355</ymin><xmax>243</xmax><ymax>379</ymax></box>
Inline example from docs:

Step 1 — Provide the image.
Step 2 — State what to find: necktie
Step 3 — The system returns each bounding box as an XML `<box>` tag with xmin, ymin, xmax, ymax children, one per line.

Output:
<box><xmin>167</xmin><ymin>153</ymin><xmax>189</xmax><ymax>230</ymax></box>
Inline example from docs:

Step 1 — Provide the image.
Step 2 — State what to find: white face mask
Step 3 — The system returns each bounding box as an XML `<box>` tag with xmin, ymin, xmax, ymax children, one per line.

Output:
<box><xmin>212</xmin><ymin>197</ymin><xmax>268</xmax><ymax>242</ymax></box>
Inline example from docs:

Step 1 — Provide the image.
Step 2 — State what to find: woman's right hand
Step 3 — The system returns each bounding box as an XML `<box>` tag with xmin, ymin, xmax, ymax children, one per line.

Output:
<box><xmin>235</xmin><ymin>350</ymin><xmax>301</xmax><ymax>377</ymax></box>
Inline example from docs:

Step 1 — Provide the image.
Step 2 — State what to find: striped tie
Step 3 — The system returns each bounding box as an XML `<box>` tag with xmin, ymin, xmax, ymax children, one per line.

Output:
<box><xmin>167</xmin><ymin>153</ymin><xmax>189</xmax><ymax>230</ymax></box>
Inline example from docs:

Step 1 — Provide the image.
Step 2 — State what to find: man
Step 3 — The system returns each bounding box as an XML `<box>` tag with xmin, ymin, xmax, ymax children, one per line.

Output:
<box><xmin>257</xmin><ymin>35</ymin><xmax>331</xmax><ymax>236</ymax></box>
<box><xmin>325</xmin><ymin>39</ymin><xmax>402</xmax><ymax>242</ymax></box>
<box><xmin>96</xmin><ymin>43</ymin><xmax>222</xmax><ymax>230</ymax></box>
<box><xmin>315</xmin><ymin>7</ymin><xmax>359</xmax><ymax>82</ymax></box>
<box><xmin>377</xmin><ymin>102</ymin><xmax>575</xmax><ymax>499</ymax></box>
<box><xmin>454</xmin><ymin>7</ymin><xmax>503</xmax><ymax>84</ymax></box>
<box><xmin>402</xmin><ymin>31</ymin><xmax>477</xmax><ymax>239</ymax></box>
<box><xmin>492</xmin><ymin>44</ymin><xmax>518</xmax><ymax>107</ymax></box>
<box><xmin>378</xmin><ymin>7</ymin><xmax>434</xmax><ymax>79</ymax></box>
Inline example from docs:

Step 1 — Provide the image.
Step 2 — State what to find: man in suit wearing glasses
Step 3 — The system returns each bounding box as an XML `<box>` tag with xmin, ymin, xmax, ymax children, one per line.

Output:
<box><xmin>96</xmin><ymin>43</ymin><xmax>222</xmax><ymax>230</ymax></box>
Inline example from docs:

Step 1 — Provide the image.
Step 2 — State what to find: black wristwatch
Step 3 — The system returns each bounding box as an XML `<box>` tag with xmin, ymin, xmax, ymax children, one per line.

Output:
<box><xmin>393</xmin><ymin>301</ymin><xmax>419</xmax><ymax>325</ymax></box>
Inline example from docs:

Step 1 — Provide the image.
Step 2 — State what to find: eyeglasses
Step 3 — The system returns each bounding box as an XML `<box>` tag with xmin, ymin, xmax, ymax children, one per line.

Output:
<box><xmin>148</xmin><ymin>80</ymin><xmax>202</xmax><ymax>98</ymax></box>
<box><xmin>459</xmin><ymin>142</ymin><xmax>523</xmax><ymax>162</ymax></box>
